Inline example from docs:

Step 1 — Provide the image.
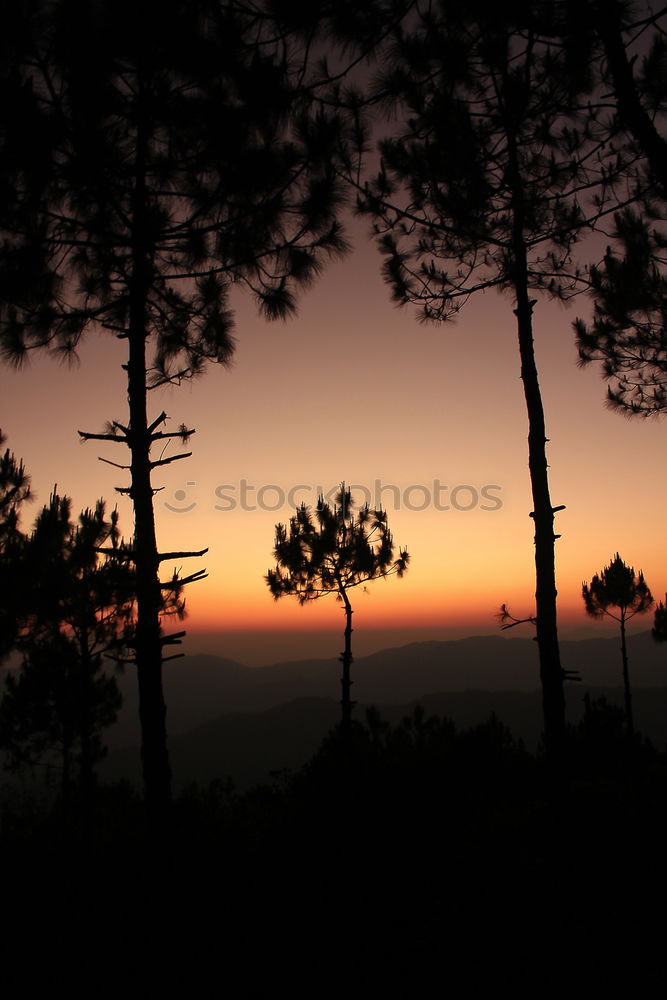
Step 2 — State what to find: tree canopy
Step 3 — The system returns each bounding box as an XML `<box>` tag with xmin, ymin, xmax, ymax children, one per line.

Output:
<box><xmin>267</xmin><ymin>488</ymin><xmax>409</xmax><ymax>604</ymax></box>
<box><xmin>582</xmin><ymin>552</ymin><xmax>654</xmax><ymax>624</ymax></box>
<box><xmin>574</xmin><ymin>0</ymin><xmax>667</xmax><ymax>416</ymax></box>
<box><xmin>1</xmin><ymin>0</ymin><xmax>350</xmax><ymax>374</ymax></box>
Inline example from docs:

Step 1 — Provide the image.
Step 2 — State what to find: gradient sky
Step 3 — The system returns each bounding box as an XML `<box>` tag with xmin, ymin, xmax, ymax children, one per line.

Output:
<box><xmin>2</xmin><ymin>212</ymin><xmax>665</xmax><ymax>664</ymax></box>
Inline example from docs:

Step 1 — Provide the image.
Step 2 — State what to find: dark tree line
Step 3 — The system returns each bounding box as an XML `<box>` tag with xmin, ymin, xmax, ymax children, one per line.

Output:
<box><xmin>0</xmin><ymin>440</ymin><xmax>135</xmax><ymax>798</ymax></box>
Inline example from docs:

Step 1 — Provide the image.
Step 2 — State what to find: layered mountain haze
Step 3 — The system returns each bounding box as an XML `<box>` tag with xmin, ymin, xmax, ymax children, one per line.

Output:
<box><xmin>111</xmin><ymin>631</ymin><xmax>667</xmax><ymax>737</ymax></box>
<box><xmin>99</xmin><ymin>632</ymin><xmax>667</xmax><ymax>788</ymax></box>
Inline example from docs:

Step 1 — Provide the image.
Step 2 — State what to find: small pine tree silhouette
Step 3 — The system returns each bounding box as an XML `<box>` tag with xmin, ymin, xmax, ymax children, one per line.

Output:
<box><xmin>582</xmin><ymin>553</ymin><xmax>654</xmax><ymax>736</ymax></box>
<box><xmin>0</xmin><ymin>490</ymin><xmax>135</xmax><ymax>800</ymax></box>
<box><xmin>653</xmin><ymin>596</ymin><xmax>667</xmax><ymax>644</ymax></box>
<box><xmin>266</xmin><ymin>486</ymin><xmax>409</xmax><ymax>732</ymax></box>
<box><xmin>0</xmin><ymin>431</ymin><xmax>31</xmax><ymax>656</ymax></box>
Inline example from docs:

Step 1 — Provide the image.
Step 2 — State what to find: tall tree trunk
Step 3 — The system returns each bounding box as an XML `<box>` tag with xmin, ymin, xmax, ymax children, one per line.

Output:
<box><xmin>506</xmin><ymin>117</ymin><xmax>566</xmax><ymax>761</ymax></box>
<box><xmin>127</xmin><ymin>105</ymin><xmax>172</xmax><ymax>819</ymax></box>
<box><xmin>339</xmin><ymin>591</ymin><xmax>354</xmax><ymax>733</ymax></box>
<box><xmin>513</xmin><ymin>279</ymin><xmax>566</xmax><ymax>759</ymax></box>
<box><xmin>619</xmin><ymin>613</ymin><xmax>634</xmax><ymax>736</ymax></box>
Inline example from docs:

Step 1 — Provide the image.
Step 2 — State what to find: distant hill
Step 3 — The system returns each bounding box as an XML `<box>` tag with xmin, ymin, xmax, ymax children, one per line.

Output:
<box><xmin>6</xmin><ymin>630</ymin><xmax>662</xmax><ymax>791</ymax></box>
<box><xmin>109</xmin><ymin>630</ymin><xmax>667</xmax><ymax>748</ymax></box>
<box><xmin>102</xmin><ymin>685</ymin><xmax>667</xmax><ymax>791</ymax></box>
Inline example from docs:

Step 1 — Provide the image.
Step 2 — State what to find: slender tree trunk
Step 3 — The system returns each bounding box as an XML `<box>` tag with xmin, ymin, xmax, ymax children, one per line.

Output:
<box><xmin>619</xmin><ymin>613</ymin><xmax>634</xmax><ymax>736</ymax></box>
<box><xmin>339</xmin><ymin>591</ymin><xmax>354</xmax><ymax>733</ymax></box>
<box><xmin>512</xmin><ymin>266</ymin><xmax>566</xmax><ymax>759</ymax></box>
<box><xmin>127</xmin><ymin>104</ymin><xmax>172</xmax><ymax>819</ymax></box>
<box><xmin>506</xmin><ymin>119</ymin><xmax>566</xmax><ymax>761</ymax></box>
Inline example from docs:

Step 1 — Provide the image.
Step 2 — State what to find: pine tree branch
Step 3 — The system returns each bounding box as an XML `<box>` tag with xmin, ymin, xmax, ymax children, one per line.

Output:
<box><xmin>160</xmin><ymin>631</ymin><xmax>186</xmax><ymax>646</ymax></box>
<box><xmin>78</xmin><ymin>430</ymin><xmax>128</xmax><ymax>443</ymax></box>
<box><xmin>150</xmin><ymin>429</ymin><xmax>196</xmax><ymax>441</ymax></box>
<box><xmin>147</xmin><ymin>412</ymin><xmax>168</xmax><ymax>434</ymax></box>
<box><xmin>160</xmin><ymin>569</ymin><xmax>208</xmax><ymax>588</ymax></box>
<box><xmin>157</xmin><ymin>548</ymin><xmax>208</xmax><ymax>562</ymax></box>
<box><xmin>149</xmin><ymin>451</ymin><xmax>192</xmax><ymax>469</ymax></box>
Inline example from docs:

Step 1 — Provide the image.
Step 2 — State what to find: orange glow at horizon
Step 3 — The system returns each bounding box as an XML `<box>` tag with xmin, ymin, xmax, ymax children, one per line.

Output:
<box><xmin>3</xmin><ymin>217</ymin><xmax>666</xmax><ymax>660</ymax></box>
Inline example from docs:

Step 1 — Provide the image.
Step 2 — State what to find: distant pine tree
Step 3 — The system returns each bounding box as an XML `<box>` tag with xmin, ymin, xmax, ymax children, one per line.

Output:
<box><xmin>267</xmin><ymin>486</ymin><xmax>408</xmax><ymax>731</ymax></box>
<box><xmin>582</xmin><ymin>553</ymin><xmax>654</xmax><ymax>736</ymax></box>
<box><xmin>653</xmin><ymin>595</ymin><xmax>667</xmax><ymax>644</ymax></box>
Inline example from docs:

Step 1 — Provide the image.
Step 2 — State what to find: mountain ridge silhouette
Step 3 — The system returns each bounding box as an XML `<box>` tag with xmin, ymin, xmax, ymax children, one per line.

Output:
<box><xmin>107</xmin><ymin>630</ymin><xmax>666</xmax><ymax>747</ymax></box>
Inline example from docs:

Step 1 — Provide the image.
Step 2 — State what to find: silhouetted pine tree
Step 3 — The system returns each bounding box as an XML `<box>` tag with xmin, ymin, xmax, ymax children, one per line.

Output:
<box><xmin>0</xmin><ymin>0</ymin><xmax>351</xmax><ymax>815</ymax></box>
<box><xmin>585</xmin><ymin>0</ymin><xmax>667</xmax><ymax>194</ymax></box>
<box><xmin>267</xmin><ymin>486</ymin><xmax>408</xmax><ymax>730</ymax></box>
<box><xmin>574</xmin><ymin>2</ymin><xmax>667</xmax><ymax>415</ymax></box>
<box><xmin>576</xmin><ymin>208</ymin><xmax>667</xmax><ymax>415</ymax></box>
<box><xmin>653</xmin><ymin>596</ymin><xmax>667</xmax><ymax>642</ymax></box>
<box><xmin>353</xmin><ymin>1</ymin><xmax>612</xmax><ymax>758</ymax></box>
<box><xmin>0</xmin><ymin>432</ymin><xmax>30</xmax><ymax>531</ymax></box>
<box><xmin>582</xmin><ymin>553</ymin><xmax>654</xmax><ymax>736</ymax></box>
<box><xmin>0</xmin><ymin>634</ymin><xmax>121</xmax><ymax>801</ymax></box>
<box><xmin>0</xmin><ymin>491</ymin><xmax>134</xmax><ymax>798</ymax></box>
<box><xmin>0</xmin><ymin>431</ymin><xmax>31</xmax><ymax>657</ymax></box>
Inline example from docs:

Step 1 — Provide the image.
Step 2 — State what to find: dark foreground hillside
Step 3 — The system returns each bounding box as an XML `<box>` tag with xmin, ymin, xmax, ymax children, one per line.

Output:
<box><xmin>3</xmin><ymin>701</ymin><xmax>667</xmax><ymax>991</ymax></box>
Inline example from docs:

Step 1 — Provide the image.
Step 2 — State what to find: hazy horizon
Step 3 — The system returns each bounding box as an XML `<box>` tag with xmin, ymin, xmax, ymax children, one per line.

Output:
<box><xmin>183</xmin><ymin>618</ymin><xmax>654</xmax><ymax>667</ymax></box>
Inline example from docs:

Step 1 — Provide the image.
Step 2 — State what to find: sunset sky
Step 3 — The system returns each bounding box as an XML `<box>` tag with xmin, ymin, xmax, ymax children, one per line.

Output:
<box><xmin>3</xmin><ymin>211</ymin><xmax>665</xmax><ymax>664</ymax></box>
